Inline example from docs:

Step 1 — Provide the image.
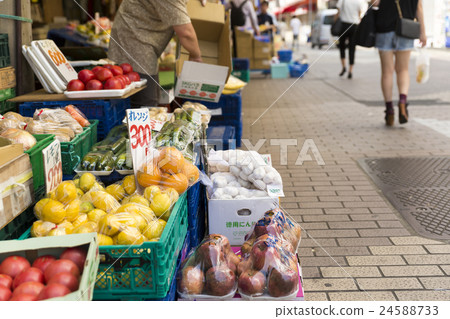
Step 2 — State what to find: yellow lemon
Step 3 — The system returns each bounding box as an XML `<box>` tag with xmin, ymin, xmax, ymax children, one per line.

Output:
<box><xmin>47</xmin><ymin>227</ymin><xmax>68</xmax><ymax>236</ymax></box>
<box><xmin>143</xmin><ymin>219</ymin><xmax>166</xmax><ymax>240</ymax></box>
<box><xmin>80</xmin><ymin>201</ymin><xmax>95</xmax><ymax>214</ymax></box>
<box><xmin>73</xmin><ymin>178</ymin><xmax>80</xmax><ymax>188</ymax></box>
<box><xmin>87</xmin><ymin>209</ymin><xmax>107</xmax><ymax>223</ymax></box>
<box><xmin>149</xmin><ymin>193</ymin><xmax>171</xmax><ymax>218</ymax></box>
<box><xmin>65</xmin><ymin>199</ymin><xmax>82</xmax><ymax>222</ymax></box>
<box><xmin>116</xmin><ymin>227</ymin><xmax>144</xmax><ymax>245</ymax></box>
<box><xmin>130</xmin><ymin>212</ymin><xmax>147</xmax><ymax>232</ymax></box>
<box><xmin>58</xmin><ymin>221</ymin><xmax>74</xmax><ymax>234</ymax></box>
<box><xmin>122</xmin><ymin>175</ymin><xmax>136</xmax><ymax>195</ymax></box>
<box><xmin>143</xmin><ymin>185</ymin><xmax>161</xmax><ymax>202</ymax></box>
<box><xmin>41</xmin><ymin>199</ymin><xmax>66</xmax><ymax>224</ymax></box>
<box><xmin>121</xmin><ymin>196</ymin><xmax>130</xmax><ymax>205</ymax></box>
<box><xmin>73</xmin><ymin>221</ymin><xmax>98</xmax><ymax>234</ymax></box>
<box><xmin>148</xmin><ymin>238</ymin><xmax>160</xmax><ymax>242</ymax></box>
<box><xmin>163</xmin><ymin>187</ymin><xmax>179</xmax><ymax>205</ymax></box>
<box><xmin>79</xmin><ymin>172</ymin><xmax>96</xmax><ymax>192</ymax></box>
<box><xmin>72</xmin><ymin>213</ymin><xmax>88</xmax><ymax>228</ymax></box>
<box><xmin>30</xmin><ymin>220</ymin><xmax>55</xmax><ymax>237</ymax></box>
<box><xmin>47</xmin><ymin>190</ymin><xmax>57</xmax><ymax>201</ymax></box>
<box><xmin>129</xmin><ymin>195</ymin><xmax>150</xmax><ymax>207</ymax></box>
<box><xmin>98</xmin><ymin>234</ymin><xmax>113</xmax><ymax>246</ymax></box>
<box><xmin>34</xmin><ymin>198</ymin><xmax>50</xmax><ymax>220</ymax></box>
<box><xmin>98</xmin><ymin>214</ymin><xmax>121</xmax><ymax>236</ymax></box>
<box><xmin>55</xmin><ymin>181</ymin><xmax>78</xmax><ymax>205</ymax></box>
<box><xmin>76</xmin><ymin>188</ymin><xmax>84</xmax><ymax>197</ymax></box>
<box><xmin>106</xmin><ymin>184</ymin><xmax>126</xmax><ymax>201</ymax></box>
<box><xmin>115</xmin><ymin>213</ymin><xmax>138</xmax><ymax>229</ymax></box>
<box><xmin>90</xmin><ymin>191</ymin><xmax>120</xmax><ymax>213</ymax></box>
<box><xmin>91</xmin><ymin>182</ymin><xmax>105</xmax><ymax>191</ymax></box>
<box><xmin>115</xmin><ymin>203</ymin><xmax>156</xmax><ymax>221</ymax></box>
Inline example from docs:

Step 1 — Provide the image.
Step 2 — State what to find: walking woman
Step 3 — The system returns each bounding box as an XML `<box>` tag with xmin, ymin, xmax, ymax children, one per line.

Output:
<box><xmin>335</xmin><ymin>0</ymin><xmax>367</xmax><ymax>79</ymax></box>
<box><xmin>372</xmin><ymin>0</ymin><xmax>427</xmax><ymax>126</ymax></box>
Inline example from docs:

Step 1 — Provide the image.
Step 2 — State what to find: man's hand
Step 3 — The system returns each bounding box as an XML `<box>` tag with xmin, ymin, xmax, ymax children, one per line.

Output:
<box><xmin>200</xmin><ymin>0</ymin><xmax>207</xmax><ymax>6</ymax></box>
<box><xmin>189</xmin><ymin>54</ymin><xmax>202</xmax><ymax>63</ymax></box>
<box><xmin>419</xmin><ymin>32</ymin><xmax>427</xmax><ymax>48</ymax></box>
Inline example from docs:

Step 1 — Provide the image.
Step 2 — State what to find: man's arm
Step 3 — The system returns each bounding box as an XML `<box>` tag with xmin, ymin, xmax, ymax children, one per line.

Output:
<box><xmin>173</xmin><ymin>23</ymin><xmax>202</xmax><ymax>62</ymax></box>
<box><xmin>416</xmin><ymin>0</ymin><xmax>427</xmax><ymax>47</ymax></box>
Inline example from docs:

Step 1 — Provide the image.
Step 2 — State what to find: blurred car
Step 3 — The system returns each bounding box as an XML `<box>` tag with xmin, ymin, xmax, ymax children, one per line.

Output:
<box><xmin>311</xmin><ymin>9</ymin><xmax>338</xmax><ymax>49</ymax></box>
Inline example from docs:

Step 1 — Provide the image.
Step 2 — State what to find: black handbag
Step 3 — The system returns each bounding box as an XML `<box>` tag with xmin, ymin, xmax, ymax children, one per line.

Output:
<box><xmin>395</xmin><ymin>0</ymin><xmax>421</xmax><ymax>39</ymax></box>
<box><xmin>355</xmin><ymin>8</ymin><xmax>376</xmax><ymax>47</ymax></box>
<box><xmin>331</xmin><ymin>0</ymin><xmax>344</xmax><ymax>36</ymax></box>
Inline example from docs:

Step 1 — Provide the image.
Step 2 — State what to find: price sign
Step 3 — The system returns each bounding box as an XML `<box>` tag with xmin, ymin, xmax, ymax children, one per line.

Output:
<box><xmin>126</xmin><ymin>109</ymin><xmax>152</xmax><ymax>186</ymax></box>
<box><xmin>42</xmin><ymin>140</ymin><xmax>62</xmax><ymax>193</ymax></box>
<box><xmin>149</xmin><ymin>119</ymin><xmax>164</xmax><ymax>132</ymax></box>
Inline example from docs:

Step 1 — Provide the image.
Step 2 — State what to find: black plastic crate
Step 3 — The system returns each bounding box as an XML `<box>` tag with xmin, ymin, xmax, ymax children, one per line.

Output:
<box><xmin>0</xmin><ymin>34</ymin><xmax>10</xmax><ymax>68</ymax></box>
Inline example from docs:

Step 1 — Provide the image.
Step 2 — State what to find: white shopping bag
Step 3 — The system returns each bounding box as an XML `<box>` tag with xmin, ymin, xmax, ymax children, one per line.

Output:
<box><xmin>416</xmin><ymin>49</ymin><xmax>430</xmax><ymax>84</ymax></box>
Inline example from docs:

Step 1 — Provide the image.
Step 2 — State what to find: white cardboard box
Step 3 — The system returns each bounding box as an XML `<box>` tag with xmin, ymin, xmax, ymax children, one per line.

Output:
<box><xmin>208</xmin><ymin>196</ymin><xmax>279</xmax><ymax>246</ymax></box>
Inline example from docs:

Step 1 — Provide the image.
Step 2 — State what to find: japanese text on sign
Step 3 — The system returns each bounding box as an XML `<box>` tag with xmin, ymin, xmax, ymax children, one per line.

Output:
<box><xmin>43</xmin><ymin>140</ymin><xmax>62</xmax><ymax>193</ymax></box>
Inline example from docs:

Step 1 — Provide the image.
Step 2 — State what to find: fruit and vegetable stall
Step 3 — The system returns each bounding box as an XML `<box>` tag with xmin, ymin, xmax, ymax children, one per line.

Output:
<box><xmin>0</xmin><ymin>2</ymin><xmax>304</xmax><ymax>301</ymax></box>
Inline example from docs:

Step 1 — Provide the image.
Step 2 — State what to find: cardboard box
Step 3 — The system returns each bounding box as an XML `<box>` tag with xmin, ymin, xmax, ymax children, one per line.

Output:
<box><xmin>0</xmin><ymin>66</ymin><xmax>16</xmax><ymax>90</ymax></box>
<box><xmin>175</xmin><ymin>1</ymin><xmax>231</xmax><ymax>103</ymax></box>
<box><xmin>235</xmin><ymin>28</ymin><xmax>253</xmax><ymax>59</ymax></box>
<box><xmin>251</xmin><ymin>58</ymin><xmax>271</xmax><ymax>70</ymax></box>
<box><xmin>0</xmin><ymin>233</ymin><xmax>99</xmax><ymax>300</ymax></box>
<box><xmin>253</xmin><ymin>39</ymin><xmax>272</xmax><ymax>59</ymax></box>
<box><xmin>208</xmin><ymin>196</ymin><xmax>279</xmax><ymax>245</ymax></box>
<box><xmin>0</xmin><ymin>146</ymin><xmax>34</xmax><ymax>230</ymax></box>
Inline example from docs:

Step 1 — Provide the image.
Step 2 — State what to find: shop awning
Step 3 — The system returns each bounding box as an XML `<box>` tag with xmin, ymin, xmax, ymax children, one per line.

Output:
<box><xmin>274</xmin><ymin>0</ymin><xmax>317</xmax><ymax>15</ymax></box>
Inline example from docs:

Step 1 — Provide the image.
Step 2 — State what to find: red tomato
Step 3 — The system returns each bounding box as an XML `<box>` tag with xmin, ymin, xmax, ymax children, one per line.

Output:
<box><xmin>32</xmin><ymin>255</ymin><xmax>56</xmax><ymax>274</ymax></box>
<box><xmin>95</xmin><ymin>68</ymin><xmax>113</xmax><ymax>82</ymax></box>
<box><xmin>44</xmin><ymin>259</ymin><xmax>80</xmax><ymax>283</ymax></box>
<box><xmin>37</xmin><ymin>283</ymin><xmax>70</xmax><ymax>300</ymax></box>
<box><xmin>67</xmin><ymin>79</ymin><xmax>85</xmax><ymax>91</ymax></box>
<box><xmin>0</xmin><ymin>274</ymin><xmax>12</xmax><ymax>290</ymax></box>
<box><xmin>125</xmin><ymin>72</ymin><xmax>140</xmax><ymax>82</ymax></box>
<box><xmin>13</xmin><ymin>267</ymin><xmax>44</xmax><ymax>289</ymax></box>
<box><xmin>0</xmin><ymin>286</ymin><xmax>12</xmax><ymax>301</ymax></box>
<box><xmin>103</xmin><ymin>64</ymin><xmax>114</xmax><ymax>70</ymax></box>
<box><xmin>0</xmin><ymin>256</ymin><xmax>30</xmax><ymax>279</ymax></box>
<box><xmin>48</xmin><ymin>272</ymin><xmax>79</xmax><ymax>292</ymax></box>
<box><xmin>91</xmin><ymin>66</ymin><xmax>104</xmax><ymax>74</ymax></box>
<box><xmin>86</xmin><ymin>79</ymin><xmax>103</xmax><ymax>90</ymax></box>
<box><xmin>78</xmin><ymin>69</ymin><xmax>95</xmax><ymax>84</ymax></box>
<box><xmin>111</xmin><ymin>65</ymin><xmax>124</xmax><ymax>76</ymax></box>
<box><xmin>114</xmin><ymin>76</ymin><xmax>126</xmax><ymax>89</ymax></box>
<box><xmin>121</xmin><ymin>74</ymin><xmax>131</xmax><ymax>86</ymax></box>
<box><xmin>12</xmin><ymin>282</ymin><xmax>44</xmax><ymax>297</ymax></box>
<box><xmin>104</xmin><ymin>77</ymin><xmax>123</xmax><ymax>90</ymax></box>
<box><xmin>120</xmin><ymin>63</ymin><xmax>133</xmax><ymax>74</ymax></box>
<box><xmin>9</xmin><ymin>293</ymin><xmax>37</xmax><ymax>301</ymax></box>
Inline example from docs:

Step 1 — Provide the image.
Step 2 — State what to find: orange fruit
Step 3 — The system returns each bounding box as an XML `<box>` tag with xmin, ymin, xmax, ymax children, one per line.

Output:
<box><xmin>157</xmin><ymin>147</ymin><xmax>184</xmax><ymax>174</ymax></box>
<box><xmin>161</xmin><ymin>173</ymin><xmax>188</xmax><ymax>194</ymax></box>
<box><xmin>137</xmin><ymin>162</ymin><xmax>162</xmax><ymax>188</ymax></box>
<box><xmin>182</xmin><ymin>160</ymin><xmax>199</xmax><ymax>184</ymax></box>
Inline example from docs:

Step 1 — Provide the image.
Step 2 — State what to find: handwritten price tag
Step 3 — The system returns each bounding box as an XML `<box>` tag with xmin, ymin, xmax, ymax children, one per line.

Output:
<box><xmin>42</xmin><ymin>140</ymin><xmax>62</xmax><ymax>194</ymax></box>
<box><xmin>126</xmin><ymin>109</ymin><xmax>152</xmax><ymax>188</ymax></box>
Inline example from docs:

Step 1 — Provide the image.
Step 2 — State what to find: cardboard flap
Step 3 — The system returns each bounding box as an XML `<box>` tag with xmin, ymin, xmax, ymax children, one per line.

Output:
<box><xmin>0</xmin><ymin>144</ymin><xmax>24</xmax><ymax>167</ymax></box>
<box><xmin>181</xmin><ymin>40</ymin><xmax>218</xmax><ymax>58</ymax></box>
<box><xmin>218</xmin><ymin>12</ymin><xmax>231</xmax><ymax>76</ymax></box>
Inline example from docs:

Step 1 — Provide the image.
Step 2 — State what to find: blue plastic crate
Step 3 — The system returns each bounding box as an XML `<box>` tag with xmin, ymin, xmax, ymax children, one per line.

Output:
<box><xmin>271</xmin><ymin>63</ymin><xmax>289</xmax><ymax>79</ymax></box>
<box><xmin>207</xmin><ymin>125</ymin><xmax>236</xmax><ymax>150</ymax></box>
<box><xmin>209</xmin><ymin>118</ymin><xmax>242</xmax><ymax>148</ymax></box>
<box><xmin>19</xmin><ymin>98</ymin><xmax>130</xmax><ymax>139</ymax></box>
<box><xmin>254</xmin><ymin>35</ymin><xmax>270</xmax><ymax>43</ymax></box>
<box><xmin>278</xmin><ymin>50</ymin><xmax>293</xmax><ymax>63</ymax></box>
<box><xmin>188</xmin><ymin>206</ymin><xmax>206</xmax><ymax>249</ymax></box>
<box><xmin>232</xmin><ymin>58</ymin><xmax>250</xmax><ymax>71</ymax></box>
<box><xmin>185</xmin><ymin>91</ymin><xmax>241</xmax><ymax>123</ymax></box>
<box><xmin>289</xmin><ymin>63</ymin><xmax>308</xmax><ymax>78</ymax></box>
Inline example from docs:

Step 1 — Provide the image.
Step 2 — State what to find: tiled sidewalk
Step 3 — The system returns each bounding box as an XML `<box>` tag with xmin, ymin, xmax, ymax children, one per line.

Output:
<box><xmin>240</xmin><ymin>48</ymin><xmax>450</xmax><ymax>301</ymax></box>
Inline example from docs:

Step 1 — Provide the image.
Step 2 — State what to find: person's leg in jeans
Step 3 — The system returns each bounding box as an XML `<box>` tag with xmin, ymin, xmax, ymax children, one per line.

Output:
<box><xmin>347</xmin><ymin>25</ymin><xmax>357</xmax><ymax>78</ymax></box>
<box><xmin>379</xmin><ymin>50</ymin><xmax>395</xmax><ymax>125</ymax></box>
<box><xmin>394</xmin><ymin>50</ymin><xmax>412</xmax><ymax>123</ymax></box>
<box><xmin>130</xmin><ymin>73</ymin><xmax>160</xmax><ymax>107</ymax></box>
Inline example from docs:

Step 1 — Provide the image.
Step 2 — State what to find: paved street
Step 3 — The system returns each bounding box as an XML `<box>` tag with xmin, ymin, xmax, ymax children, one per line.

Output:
<box><xmin>241</xmin><ymin>45</ymin><xmax>450</xmax><ymax>301</ymax></box>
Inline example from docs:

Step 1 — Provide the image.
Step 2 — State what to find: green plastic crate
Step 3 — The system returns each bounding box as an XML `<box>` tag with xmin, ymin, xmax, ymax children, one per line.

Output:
<box><xmin>25</xmin><ymin>134</ymin><xmax>55</xmax><ymax>192</ymax></box>
<box><xmin>60</xmin><ymin>120</ymin><xmax>98</xmax><ymax>175</ymax></box>
<box><xmin>93</xmin><ymin>193</ymin><xmax>188</xmax><ymax>300</ymax></box>
<box><xmin>0</xmin><ymin>100</ymin><xmax>16</xmax><ymax>113</ymax></box>
<box><xmin>231</xmin><ymin>69</ymin><xmax>250</xmax><ymax>83</ymax></box>
<box><xmin>0</xmin><ymin>34</ymin><xmax>10</xmax><ymax>68</ymax></box>
<box><xmin>0</xmin><ymin>87</ymin><xmax>15</xmax><ymax>101</ymax></box>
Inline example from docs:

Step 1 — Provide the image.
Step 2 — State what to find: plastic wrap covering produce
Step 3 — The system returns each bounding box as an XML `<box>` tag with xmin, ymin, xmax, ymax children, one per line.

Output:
<box><xmin>0</xmin><ymin>127</ymin><xmax>36</xmax><ymax>151</ymax></box>
<box><xmin>30</xmin><ymin>172</ymin><xmax>181</xmax><ymax>245</ymax></box>
<box><xmin>33</xmin><ymin>108</ymin><xmax>83</xmax><ymax>135</ymax></box>
<box><xmin>136</xmin><ymin>146</ymin><xmax>200</xmax><ymax>195</ymax></box>
<box><xmin>237</xmin><ymin>209</ymin><xmax>302</xmax><ymax>300</ymax></box>
<box><xmin>207</xmin><ymin>150</ymin><xmax>283</xmax><ymax>200</ymax></box>
<box><xmin>80</xmin><ymin>124</ymin><xmax>132</xmax><ymax>171</ymax></box>
<box><xmin>180</xmin><ymin>101</ymin><xmax>211</xmax><ymax>125</ymax></box>
<box><xmin>64</xmin><ymin>105</ymin><xmax>90</xmax><ymax>127</ymax></box>
<box><xmin>177</xmin><ymin>234</ymin><xmax>239</xmax><ymax>300</ymax></box>
<box><xmin>148</xmin><ymin>107</ymin><xmax>170</xmax><ymax>122</ymax></box>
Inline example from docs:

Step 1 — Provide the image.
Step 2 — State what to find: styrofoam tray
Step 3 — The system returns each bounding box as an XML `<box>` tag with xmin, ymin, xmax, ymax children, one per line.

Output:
<box><xmin>63</xmin><ymin>79</ymin><xmax>147</xmax><ymax>98</ymax></box>
<box><xmin>69</xmin><ymin>59</ymin><xmax>110</xmax><ymax>67</ymax></box>
<box><xmin>178</xmin><ymin>284</ymin><xmax>237</xmax><ymax>301</ymax></box>
<box><xmin>22</xmin><ymin>46</ymin><xmax>55</xmax><ymax>94</ymax></box>
<box><xmin>74</xmin><ymin>168</ymin><xmax>113</xmax><ymax>176</ymax></box>
<box><xmin>116</xmin><ymin>169</ymin><xmax>133</xmax><ymax>175</ymax></box>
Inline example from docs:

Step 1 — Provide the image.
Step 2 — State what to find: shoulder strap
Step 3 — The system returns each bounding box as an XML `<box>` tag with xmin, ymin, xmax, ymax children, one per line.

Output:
<box><xmin>239</xmin><ymin>0</ymin><xmax>248</xmax><ymax>10</ymax></box>
<box><xmin>395</xmin><ymin>0</ymin><xmax>403</xmax><ymax>19</ymax></box>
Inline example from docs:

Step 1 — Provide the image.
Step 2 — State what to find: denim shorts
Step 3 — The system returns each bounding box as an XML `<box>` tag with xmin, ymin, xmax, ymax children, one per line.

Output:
<box><xmin>375</xmin><ymin>31</ymin><xmax>414</xmax><ymax>51</ymax></box>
